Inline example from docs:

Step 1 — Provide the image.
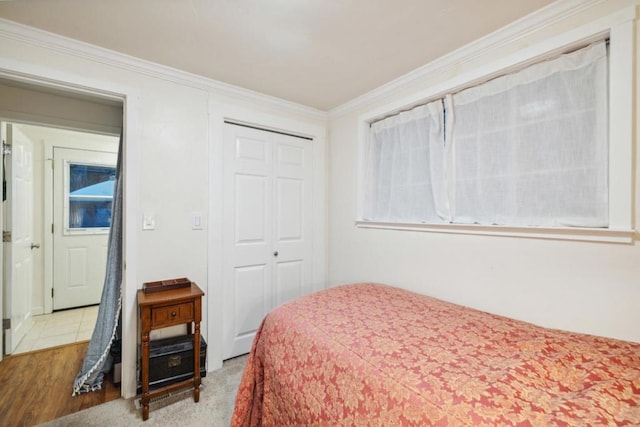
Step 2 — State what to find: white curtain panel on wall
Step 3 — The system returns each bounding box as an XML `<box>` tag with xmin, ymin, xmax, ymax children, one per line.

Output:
<box><xmin>363</xmin><ymin>42</ymin><xmax>608</xmax><ymax>228</ymax></box>
<box><xmin>364</xmin><ymin>100</ymin><xmax>448</xmax><ymax>223</ymax></box>
<box><xmin>451</xmin><ymin>41</ymin><xmax>608</xmax><ymax>227</ymax></box>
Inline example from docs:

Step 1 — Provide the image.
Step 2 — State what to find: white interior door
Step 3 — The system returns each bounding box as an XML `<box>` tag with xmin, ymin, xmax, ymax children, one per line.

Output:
<box><xmin>52</xmin><ymin>147</ymin><xmax>116</xmax><ymax>310</ymax></box>
<box><xmin>4</xmin><ymin>124</ymin><xmax>35</xmax><ymax>355</ymax></box>
<box><xmin>222</xmin><ymin>123</ymin><xmax>313</xmax><ymax>359</ymax></box>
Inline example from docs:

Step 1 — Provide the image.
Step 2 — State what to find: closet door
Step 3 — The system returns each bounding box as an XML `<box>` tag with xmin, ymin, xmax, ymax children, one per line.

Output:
<box><xmin>222</xmin><ymin>123</ymin><xmax>313</xmax><ymax>359</ymax></box>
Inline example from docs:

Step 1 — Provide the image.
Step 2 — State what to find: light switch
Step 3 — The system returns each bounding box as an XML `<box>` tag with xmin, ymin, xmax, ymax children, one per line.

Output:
<box><xmin>143</xmin><ymin>214</ymin><xmax>155</xmax><ymax>230</ymax></box>
<box><xmin>191</xmin><ymin>212</ymin><xmax>203</xmax><ymax>230</ymax></box>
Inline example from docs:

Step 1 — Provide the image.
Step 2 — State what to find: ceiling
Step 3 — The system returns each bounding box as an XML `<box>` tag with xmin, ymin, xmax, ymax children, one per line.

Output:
<box><xmin>0</xmin><ymin>0</ymin><xmax>556</xmax><ymax>111</ymax></box>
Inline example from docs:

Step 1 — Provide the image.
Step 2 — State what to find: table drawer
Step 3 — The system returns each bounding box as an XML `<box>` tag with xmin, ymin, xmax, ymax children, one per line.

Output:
<box><xmin>151</xmin><ymin>302</ymin><xmax>194</xmax><ymax>327</ymax></box>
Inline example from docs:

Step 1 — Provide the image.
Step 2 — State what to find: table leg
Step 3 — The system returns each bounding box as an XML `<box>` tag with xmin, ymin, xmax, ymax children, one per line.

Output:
<box><xmin>194</xmin><ymin>321</ymin><xmax>201</xmax><ymax>403</ymax></box>
<box><xmin>142</xmin><ymin>330</ymin><xmax>150</xmax><ymax>420</ymax></box>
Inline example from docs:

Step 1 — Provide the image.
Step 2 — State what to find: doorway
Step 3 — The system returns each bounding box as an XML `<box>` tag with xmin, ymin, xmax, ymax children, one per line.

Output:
<box><xmin>0</xmin><ymin>70</ymin><xmax>138</xmax><ymax>399</ymax></box>
<box><xmin>2</xmin><ymin>123</ymin><xmax>119</xmax><ymax>355</ymax></box>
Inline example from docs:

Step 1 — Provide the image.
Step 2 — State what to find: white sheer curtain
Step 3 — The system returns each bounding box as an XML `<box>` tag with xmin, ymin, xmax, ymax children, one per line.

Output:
<box><xmin>363</xmin><ymin>100</ymin><xmax>449</xmax><ymax>222</ymax></box>
<box><xmin>451</xmin><ymin>41</ymin><xmax>608</xmax><ymax>227</ymax></box>
<box><xmin>362</xmin><ymin>42</ymin><xmax>608</xmax><ymax>229</ymax></box>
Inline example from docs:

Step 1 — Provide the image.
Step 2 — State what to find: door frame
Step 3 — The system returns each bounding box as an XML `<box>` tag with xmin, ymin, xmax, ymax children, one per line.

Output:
<box><xmin>44</xmin><ymin>137</ymin><xmax>120</xmax><ymax>314</ymax></box>
<box><xmin>208</xmin><ymin>102</ymin><xmax>327</xmax><ymax>371</ymax></box>
<box><xmin>0</xmin><ymin>66</ymin><xmax>140</xmax><ymax>399</ymax></box>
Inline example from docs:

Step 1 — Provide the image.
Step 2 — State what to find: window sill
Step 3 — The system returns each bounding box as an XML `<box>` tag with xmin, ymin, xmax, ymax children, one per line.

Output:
<box><xmin>355</xmin><ymin>220</ymin><xmax>635</xmax><ymax>244</ymax></box>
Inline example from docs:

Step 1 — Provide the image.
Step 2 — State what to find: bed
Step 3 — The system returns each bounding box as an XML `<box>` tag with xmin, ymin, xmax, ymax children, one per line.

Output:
<box><xmin>231</xmin><ymin>283</ymin><xmax>640</xmax><ymax>426</ymax></box>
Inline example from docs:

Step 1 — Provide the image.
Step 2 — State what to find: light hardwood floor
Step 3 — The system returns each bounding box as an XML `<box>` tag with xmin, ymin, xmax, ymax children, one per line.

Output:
<box><xmin>0</xmin><ymin>341</ymin><xmax>119</xmax><ymax>427</ymax></box>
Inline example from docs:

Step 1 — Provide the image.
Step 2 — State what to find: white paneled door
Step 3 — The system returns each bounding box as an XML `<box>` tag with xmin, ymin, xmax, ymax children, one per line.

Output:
<box><xmin>222</xmin><ymin>123</ymin><xmax>313</xmax><ymax>359</ymax></box>
<box><xmin>53</xmin><ymin>147</ymin><xmax>117</xmax><ymax>310</ymax></box>
<box><xmin>4</xmin><ymin>124</ymin><xmax>35</xmax><ymax>355</ymax></box>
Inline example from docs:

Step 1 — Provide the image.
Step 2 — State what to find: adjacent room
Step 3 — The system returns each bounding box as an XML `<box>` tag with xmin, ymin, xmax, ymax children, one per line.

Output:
<box><xmin>0</xmin><ymin>0</ymin><xmax>638</xmax><ymax>425</ymax></box>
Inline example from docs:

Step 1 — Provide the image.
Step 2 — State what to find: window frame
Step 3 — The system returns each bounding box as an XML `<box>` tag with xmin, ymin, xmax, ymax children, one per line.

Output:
<box><xmin>356</xmin><ymin>8</ymin><xmax>636</xmax><ymax>243</ymax></box>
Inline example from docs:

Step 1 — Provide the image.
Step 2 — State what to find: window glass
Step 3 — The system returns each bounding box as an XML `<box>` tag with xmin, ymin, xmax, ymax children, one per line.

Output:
<box><xmin>68</xmin><ymin>163</ymin><xmax>116</xmax><ymax>229</ymax></box>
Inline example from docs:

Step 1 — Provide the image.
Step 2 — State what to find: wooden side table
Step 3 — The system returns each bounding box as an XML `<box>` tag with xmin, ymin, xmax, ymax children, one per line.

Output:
<box><xmin>137</xmin><ymin>282</ymin><xmax>205</xmax><ymax>421</ymax></box>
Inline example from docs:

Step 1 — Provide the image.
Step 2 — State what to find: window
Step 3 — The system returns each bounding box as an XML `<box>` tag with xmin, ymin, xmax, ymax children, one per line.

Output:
<box><xmin>363</xmin><ymin>100</ymin><xmax>447</xmax><ymax>223</ymax></box>
<box><xmin>67</xmin><ymin>163</ymin><xmax>116</xmax><ymax>230</ymax></box>
<box><xmin>362</xmin><ymin>41</ymin><xmax>609</xmax><ymax>229</ymax></box>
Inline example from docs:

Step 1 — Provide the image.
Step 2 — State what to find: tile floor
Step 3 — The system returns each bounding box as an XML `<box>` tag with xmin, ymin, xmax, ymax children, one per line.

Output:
<box><xmin>13</xmin><ymin>305</ymin><xmax>99</xmax><ymax>355</ymax></box>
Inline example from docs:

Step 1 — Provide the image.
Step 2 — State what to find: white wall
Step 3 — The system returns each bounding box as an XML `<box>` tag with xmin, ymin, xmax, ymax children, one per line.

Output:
<box><xmin>328</xmin><ymin>0</ymin><xmax>640</xmax><ymax>344</ymax></box>
<box><xmin>0</xmin><ymin>19</ymin><xmax>327</xmax><ymax>398</ymax></box>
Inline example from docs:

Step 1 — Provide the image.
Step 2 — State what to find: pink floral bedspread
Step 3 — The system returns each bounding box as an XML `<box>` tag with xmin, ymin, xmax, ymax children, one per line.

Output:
<box><xmin>231</xmin><ymin>283</ymin><xmax>640</xmax><ymax>426</ymax></box>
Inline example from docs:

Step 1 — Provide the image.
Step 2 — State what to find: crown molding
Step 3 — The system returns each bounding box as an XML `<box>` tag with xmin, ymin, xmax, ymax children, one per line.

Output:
<box><xmin>329</xmin><ymin>0</ymin><xmax>609</xmax><ymax>118</ymax></box>
<box><xmin>0</xmin><ymin>18</ymin><xmax>327</xmax><ymax>121</ymax></box>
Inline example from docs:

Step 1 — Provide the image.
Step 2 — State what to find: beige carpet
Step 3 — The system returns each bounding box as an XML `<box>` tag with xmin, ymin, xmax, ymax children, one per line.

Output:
<box><xmin>40</xmin><ymin>355</ymin><xmax>248</xmax><ymax>427</ymax></box>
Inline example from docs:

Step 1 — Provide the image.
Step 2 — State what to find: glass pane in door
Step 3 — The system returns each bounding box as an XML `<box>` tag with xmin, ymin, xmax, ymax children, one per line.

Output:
<box><xmin>68</xmin><ymin>163</ymin><xmax>116</xmax><ymax>229</ymax></box>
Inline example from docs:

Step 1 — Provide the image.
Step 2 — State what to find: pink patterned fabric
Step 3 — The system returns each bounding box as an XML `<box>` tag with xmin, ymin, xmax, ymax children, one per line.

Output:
<box><xmin>232</xmin><ymin>283</ymin><xmax>640</xmax><ymax>426</ymax></box>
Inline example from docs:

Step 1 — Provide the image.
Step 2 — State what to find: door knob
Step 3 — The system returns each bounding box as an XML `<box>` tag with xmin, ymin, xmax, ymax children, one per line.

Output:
<box><xmin>273</xmin><ymin>251</ymin><xmax>278</xmax><ymax>257</ymax></box>
<box><xmin>30</xmin><ymin>243</ymin><xmax>40</xmax><ymax>250</ymax></box>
